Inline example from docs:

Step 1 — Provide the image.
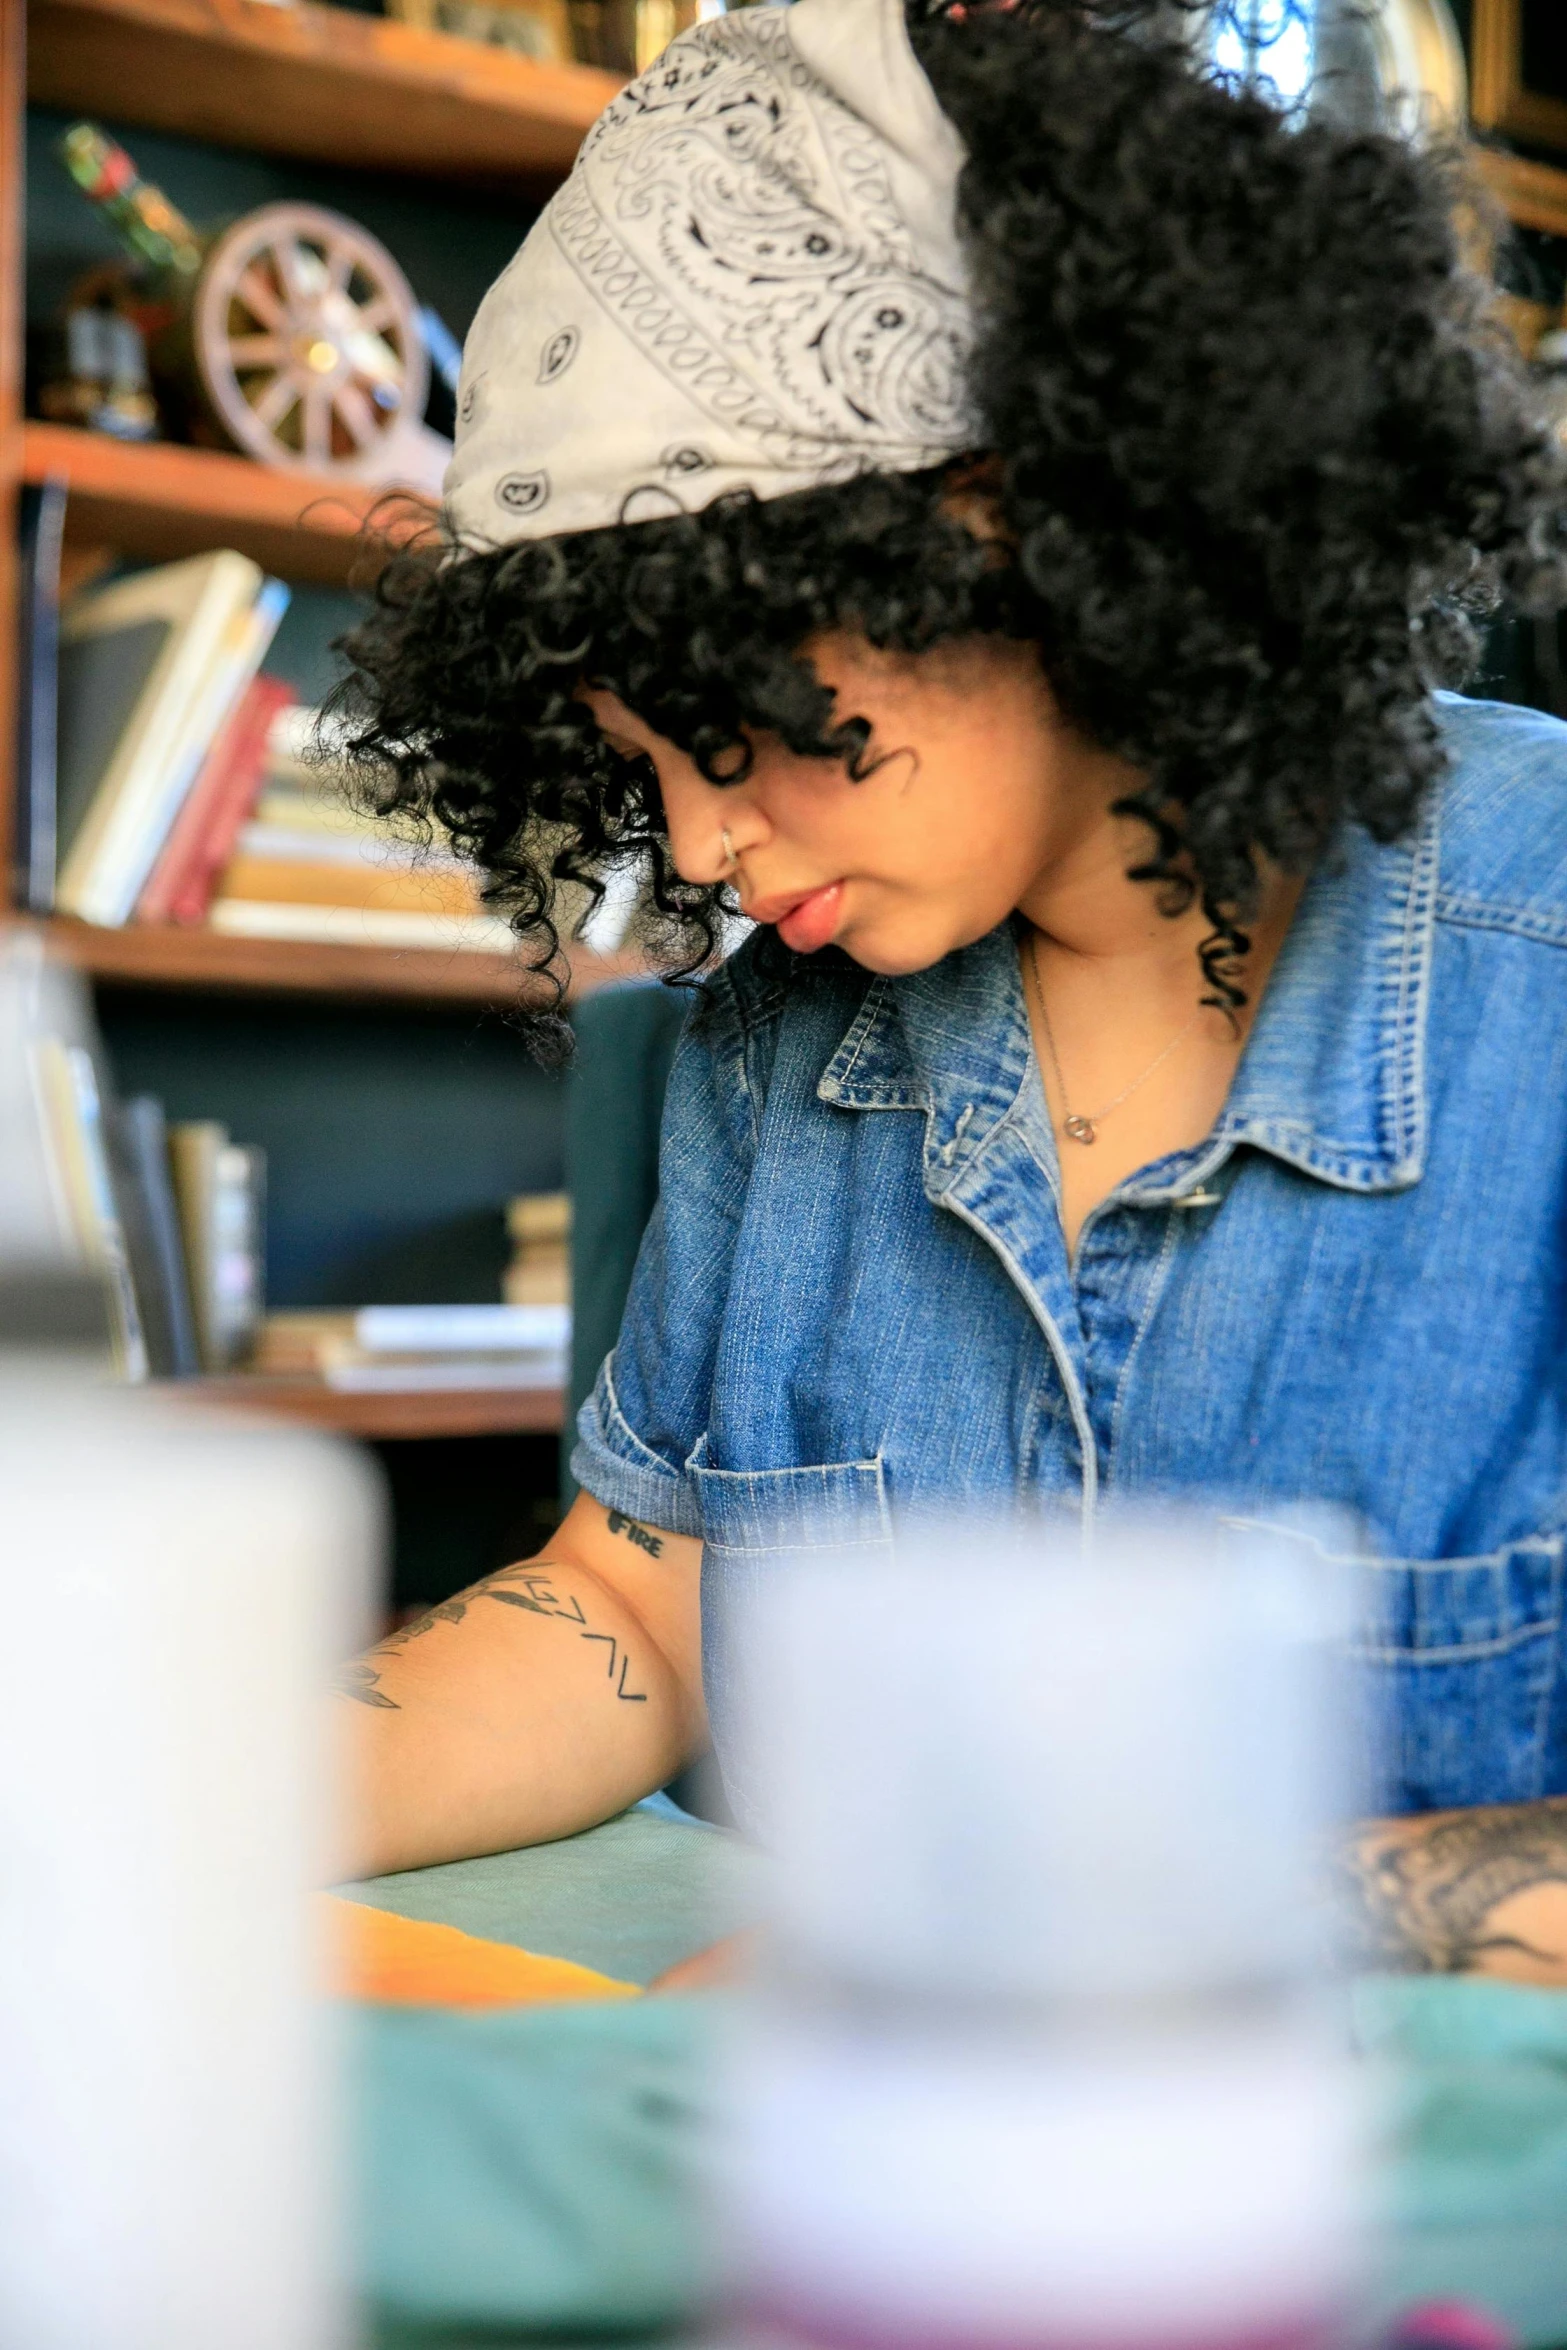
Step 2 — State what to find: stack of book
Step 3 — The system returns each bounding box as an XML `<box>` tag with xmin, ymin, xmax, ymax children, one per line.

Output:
<box><xmin>503</xmin><ymin>1190</ymin><xmax>571</xmax><ymax>1308</ymax></box>
<box><xmin>205</xmin><ymin>704</ymin><xmax>516</xmax><ymax>954</ymax></box>
<box><xmin>254</xmin><ymin>1303</ymin><xmax>570</xmax><ymax>1392</ymax></box>
<box><xmin>16</xmin><ymin>483</ymin><xmax>291</xmax><ymax>924</ymax></box>
<box><xmin>14</xmin><ymin>491</ymin><xmax>516</xmax><ymax>955</ymax></box>
<box><xmin>32</xmin><ymin>1042</ymin><xmax>265</xmax><ymax>1380</ymax></box>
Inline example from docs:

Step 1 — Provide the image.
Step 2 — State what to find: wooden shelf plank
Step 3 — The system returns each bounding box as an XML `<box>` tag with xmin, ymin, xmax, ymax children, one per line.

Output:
<box><xmin>21</xmin><ymin>422</ymin><xmax>431</xmax><ymax>586</ymax></box>
<box><xmin>1475</xmin><ymin>147</ymin><xmax>1567</xmax><ymax>242</ymax></box>
<box><xmin>26</xmin><ymin>0</ymin><xmax>621</xmax><ymax>190</ymax></box>
<box><xmin>24</xmin><ymin>914</ymin><xmax>647</xmax><ymax>1008</ymax></box>
<box><xmin>182</xmin><ymin>1375</ymin><xmax>565</xmax><ymax>1439</ymax></box>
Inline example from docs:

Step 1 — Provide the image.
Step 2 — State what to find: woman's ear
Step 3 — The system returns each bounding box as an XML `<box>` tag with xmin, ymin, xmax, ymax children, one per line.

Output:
<box><xmin>940</xmin><ymin>452</ymin><xmax>1010</xmax><ymax>547</ymax></box>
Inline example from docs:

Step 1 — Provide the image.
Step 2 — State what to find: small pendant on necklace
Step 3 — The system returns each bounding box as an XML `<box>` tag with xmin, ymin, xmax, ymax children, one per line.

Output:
<box><xmin>1063</xmin><ymin>1114</ymin><xmax>1097</xmax><ymax>1145</ymax></box>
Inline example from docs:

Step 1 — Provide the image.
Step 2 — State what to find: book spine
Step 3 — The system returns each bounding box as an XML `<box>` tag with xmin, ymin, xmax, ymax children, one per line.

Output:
<box><xmin>14</xmin><ymin>479</ymin><xmax>68</xmax><ymax>915</ymax></box>
<box><xmin>212</xmin><ymin>853</ymin><xmax>481</xmax><ymax>915</ymax></box>
<box><xmin>169</xmin><ymin>1126</ymin><xmax>266</xmax><ymax>1372</ymax></box>
<box><xmin>210</xmin><ymin>1144</ymin><xmax>266</xmax><ymax>1371</ymax></box>
<box><xmin>138</xmin><ymin>674</ymin><xmax>294</xmax><ymax>927</ymax></box>
<box><xmin>167</xmin><ymin>1121</ymin><xmax>224</xmax><ymax>1372</ymax></box>
<box><xmin>35</xmin><ymin>1040</ymin><xmax>150</xmax><ymax>1382</ymax></box>
<box><xmin>206</xmin><ymin>902</ymin><xmax>518</xmax><ymax>952</ymax></box>
<box><xmin>114</xmin><ymin>1096</ymin><xmax>202</xmax><ymax>1377</ymax></box>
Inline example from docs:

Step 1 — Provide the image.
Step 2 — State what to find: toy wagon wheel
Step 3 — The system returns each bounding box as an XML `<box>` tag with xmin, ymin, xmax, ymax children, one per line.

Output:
<box><xmin>192</xmin><ymin>201</ymin><xmax>429</xmax><ymax>476</ymax></box>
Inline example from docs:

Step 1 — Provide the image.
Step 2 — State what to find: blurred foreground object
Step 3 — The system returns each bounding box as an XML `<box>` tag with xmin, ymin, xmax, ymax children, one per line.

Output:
<box><xmin>1197</xmin><ymin>0</ymin><xmax>1464</xmax><ymax>135</ymax></box>
<box><xmin>722</xmin><ymin>1521</ymin><xmax>1370</xmax><ymax>2350</ymax></box>
<box><xmin>57</xmin><ymin>123</ymin><xmax>450</xmax><ymax>494</ymax></box>
<box><xmin>0</xmin><ymin>934</ymin><xmax>385</xmax><ymax>2348</ymax></box>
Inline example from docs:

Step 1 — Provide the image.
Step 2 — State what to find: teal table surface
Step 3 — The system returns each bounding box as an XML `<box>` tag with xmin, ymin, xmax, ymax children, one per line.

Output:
<box><xmin>343</xmin><ymin>1800</ymin><xmax>758</xmax><ymax>2347</ymax></box>
<box><xmin>344</xmin><ymin>1806</ymin><xmax>1567</xmax><ymax>2349</ymax></box>
<box><xmin>345</xmin><ymin>1795</ymin><xmax>767</xmax><ymax>1989</ymax></box>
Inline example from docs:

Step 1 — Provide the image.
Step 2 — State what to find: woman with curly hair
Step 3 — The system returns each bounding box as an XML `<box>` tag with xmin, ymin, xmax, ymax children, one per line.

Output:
<box><xmin>340</xmin><ymin>0</ymin><xmax>1567</xmax><ymax>1982</ymax></box>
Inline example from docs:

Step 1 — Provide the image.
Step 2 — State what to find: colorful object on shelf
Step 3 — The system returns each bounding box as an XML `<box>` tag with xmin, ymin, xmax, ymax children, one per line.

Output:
<box><xmin>35</xmin><ymin>304</ymin><xmax>159</xmax><ymax>441</ymax></box>
<box><xmin>1382</xmin><ymin>2303</ymin><xmax>1515</xmax><ymax>2350</ymax></box>
<box><xmin>57</xmin><ymin>124</ymin><xmax>451</xmax><ymax>493</ymax></box>
<box><xmin>191</xmin><ymin>200</ymin><xmax>446</xmax><ymax>488</ymax></box>
<box><xmin>328</xmin><ymin>1897</ymin><xmax>640</xmax><ymax>2008</ymax></box>
<box><xmin>59</xmin><ymin>121</ymin><xmax>202</xmax><ymax>278</ymax></box>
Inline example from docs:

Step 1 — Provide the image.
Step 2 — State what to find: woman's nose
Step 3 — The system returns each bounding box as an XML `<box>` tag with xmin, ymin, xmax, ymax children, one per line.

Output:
<box><xmin>662</xmin><ymin>775</ymin><xmax>768</xmax><ymax>886</ymax></box>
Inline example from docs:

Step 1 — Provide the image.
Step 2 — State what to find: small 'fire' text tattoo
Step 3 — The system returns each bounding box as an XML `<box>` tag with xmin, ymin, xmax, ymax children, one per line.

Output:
<box><xmin>608</xmin><ymin>1509</ymin><xmax>664</xmax><ymax>1559</ymax></box>
<box><xmin>333</xmin><ymin>1562</ymin><xmax>650</xmax><ymax>1711</ymax></box>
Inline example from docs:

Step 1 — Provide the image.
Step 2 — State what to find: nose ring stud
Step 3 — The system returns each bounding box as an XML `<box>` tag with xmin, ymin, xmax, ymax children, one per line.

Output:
<box><xmin>720</xmin><ymin>826</ymin><xmax>739</xmax><ymax>875</ymax></box>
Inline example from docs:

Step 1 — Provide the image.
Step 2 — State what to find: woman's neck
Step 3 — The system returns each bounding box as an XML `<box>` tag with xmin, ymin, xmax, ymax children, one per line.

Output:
<box><xmin>1011</xmin><ymin>760</ymin><xmax>1307</xmax><ymax>1255</ymax></box>
<box><xmin>1012</xmin><ymin>750</ymin><xmax>1300</xmax><ymax>1013</ymax></box>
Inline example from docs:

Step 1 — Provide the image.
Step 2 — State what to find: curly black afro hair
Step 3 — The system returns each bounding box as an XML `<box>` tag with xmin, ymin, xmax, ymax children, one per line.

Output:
<box><xmin>335</xmin><ymin>0</ymin><xmax>1567</xmax><ymax>1054</ymax></box>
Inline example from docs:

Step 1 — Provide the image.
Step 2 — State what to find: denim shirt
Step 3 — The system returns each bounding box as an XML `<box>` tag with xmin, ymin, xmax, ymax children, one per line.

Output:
<box><xmin>573</xmin><ymin>693</ymin><xmax>1567</xmax><ymax>1816</ymax></box>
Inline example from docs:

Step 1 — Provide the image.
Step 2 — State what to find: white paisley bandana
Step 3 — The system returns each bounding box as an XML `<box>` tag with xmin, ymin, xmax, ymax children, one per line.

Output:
<box><xmin>444</xmin><ymin>0</ymin><xmax>978</xmax><ymax>546</ymax></box>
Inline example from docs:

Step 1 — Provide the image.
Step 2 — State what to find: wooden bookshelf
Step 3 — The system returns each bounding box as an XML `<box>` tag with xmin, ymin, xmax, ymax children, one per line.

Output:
<box><xmin>21</xmin><ymin>422</ymin><xmax>432</xmax><ymax>587</ymax></box>
<box><xmin>28</xmin><ymin>914</ymin><xmax>647</xmax><ymax>1006</ymax></box>
<box><xmin>1474</xmin><ymin>146</ymin><xmax>1567</xmax><ymax>242</ymax></box>
<box><xmin>186</xmin><ymin>1374</ymin><xmax>565</xmax><ymax>1440</ymax></box>
<box><xmin>26</xmin><ymin>0</ymin><xmax>621</xmax><ymax>190</ymax></box>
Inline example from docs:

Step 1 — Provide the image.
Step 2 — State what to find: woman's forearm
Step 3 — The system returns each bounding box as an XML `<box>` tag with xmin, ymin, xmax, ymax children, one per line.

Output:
<box><xmin>335</xmin><ymin>1498</ymin><xmax>704</xmax><ymax>1881</ymax></box>
<box><xmin>1340</xmin><ymin>1798</ymin><xmax>1567</xmax><ymax>1982</ymax></box>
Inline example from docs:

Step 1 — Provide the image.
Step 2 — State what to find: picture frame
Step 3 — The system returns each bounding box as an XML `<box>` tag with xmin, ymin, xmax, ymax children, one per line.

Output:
<box><xmin>1472</xmin><ymin>0</ymin><xmax>1567</xmax><ymax>158</ymax></box>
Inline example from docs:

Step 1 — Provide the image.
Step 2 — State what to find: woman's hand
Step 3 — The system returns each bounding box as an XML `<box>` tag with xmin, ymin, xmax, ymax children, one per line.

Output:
<box><xmin>650</xmin><ymin>1930</ymin><xmax>762</xmax><ymax>1995</ymax></box>
<box><xmin>1342</xmin><ymin>1799</ymin><xmax>1567</xmax><ymax>1982</ymax></box>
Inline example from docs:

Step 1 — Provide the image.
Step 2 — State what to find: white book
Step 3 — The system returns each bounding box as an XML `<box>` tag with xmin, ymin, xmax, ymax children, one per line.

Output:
<box><xmin>207</xmin><ymin>901</ymin><xmax>520</xmax><ymax>954</ymax></box>
<box><xmin>56</xmin><ymin>551</ymin><xmax>267</xmax><ymax>927</ymax></box>
<box><xmin>353</xmin><ymin>1303</ymin><xmax>571</xmax><ymax>1354</ymax></box>
<box><xmin>321</xmin><ymin>1351</ymin><xmax>567</xmax><ymax>1393</ymax></box>
<box><xmin>234</xmin><ymin>822</ymin><xmax>469</xmax><ymax>874</ymax></box>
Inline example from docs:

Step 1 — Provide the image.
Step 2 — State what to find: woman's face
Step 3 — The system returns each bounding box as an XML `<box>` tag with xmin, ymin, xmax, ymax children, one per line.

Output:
<box><xmin>580</xmin><ymin>634</ymin><xmax>1137</xmax><ymax>976</ymax></box>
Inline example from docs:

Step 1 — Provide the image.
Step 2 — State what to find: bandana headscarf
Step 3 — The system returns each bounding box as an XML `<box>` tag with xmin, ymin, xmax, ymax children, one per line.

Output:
<box><xmin>444</xmin><ymin>0</ymin><xmax>977</xmax><ymax>546</ymax></box>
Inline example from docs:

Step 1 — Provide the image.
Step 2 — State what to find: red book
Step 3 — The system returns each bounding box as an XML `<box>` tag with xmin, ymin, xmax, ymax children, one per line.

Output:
<box><xmin>135</xmin><ymin>674</ymin><xmax>295</xmax><ymax>927</ymax></box>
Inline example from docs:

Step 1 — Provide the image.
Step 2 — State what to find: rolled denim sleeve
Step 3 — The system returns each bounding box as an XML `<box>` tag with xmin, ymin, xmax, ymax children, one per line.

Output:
<box><xmin>571</xmin><ymin>957</ymin><xmax>761</xmax><ymax>1540</ymax></box>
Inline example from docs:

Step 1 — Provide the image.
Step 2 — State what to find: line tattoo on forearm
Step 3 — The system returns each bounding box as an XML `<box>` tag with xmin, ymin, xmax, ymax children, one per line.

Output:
<box><xmin>333</xmin><ymin>1564</ymin><xmax>649</xmax><ymax>1711</ymax></box>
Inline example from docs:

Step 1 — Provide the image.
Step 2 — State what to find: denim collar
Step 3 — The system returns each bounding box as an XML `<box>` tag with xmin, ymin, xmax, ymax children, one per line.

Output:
<box><xmin>817</xmin><ymin>791</ymin><xmax>1440</xmax><ymax>1198</ymax></box>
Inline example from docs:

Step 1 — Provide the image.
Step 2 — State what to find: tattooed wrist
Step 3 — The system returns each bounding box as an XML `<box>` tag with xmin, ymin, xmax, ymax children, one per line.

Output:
<box><xmin>333</xmin><ymin>1560</ymin><xmax>649</xmax><ymax>1713</ymax></box>
<box><xmin>1340</xmin><ymin>1797</ymin><xmax>1567</xmax><ymax>1978</ymax></box>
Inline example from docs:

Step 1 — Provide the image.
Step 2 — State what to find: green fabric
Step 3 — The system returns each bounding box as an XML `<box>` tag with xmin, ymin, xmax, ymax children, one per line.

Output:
<box><xmin>1354</xmin><ymin>1974</ymin><xmax>1567</xmax><ymax>2345</ymax></box>
<box><xmin>352</xmin><ymin>1998</ymin><xmax>712</xmax><ymax>2343</ymax></box>
<box><xmin>349</xmin><ymin>1816</ymin><xmax>1567</xmax><ymax>2347</ymax></box>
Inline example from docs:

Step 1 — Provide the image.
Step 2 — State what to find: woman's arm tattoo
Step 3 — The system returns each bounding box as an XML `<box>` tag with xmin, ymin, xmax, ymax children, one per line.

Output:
<box><xmin>1340</xmin><ymin>1798</ymin><xmax>1567</xmax><ymax>1975</ymax></box>
<box><xmin>333</xmin><ymin>1562</ymin><xmax>648</xmax><ymax>1711</ymax></box>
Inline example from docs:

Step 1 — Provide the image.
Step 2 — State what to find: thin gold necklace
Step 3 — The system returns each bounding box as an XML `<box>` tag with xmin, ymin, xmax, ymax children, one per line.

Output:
<box><xmin>1025</xmin><ymin>928</ymin><xmax>1204</xmax><ymax>1147</ymax></box>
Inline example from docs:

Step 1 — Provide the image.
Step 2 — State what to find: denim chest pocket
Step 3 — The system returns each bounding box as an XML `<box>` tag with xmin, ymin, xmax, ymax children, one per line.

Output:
<box><xmin>1351</xmin><ymin>1534</ymin><xmax>1565</xmax><ymax>1813</ymax></box>
<box><xmin>686</xmin><ymin>1439</ymin><xmax>894</xmax><ymax>1831</ymax></box>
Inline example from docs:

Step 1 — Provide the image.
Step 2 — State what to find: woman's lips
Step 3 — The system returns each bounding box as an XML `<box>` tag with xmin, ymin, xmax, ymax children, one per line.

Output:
<box><xmin>760</xmin><ymin>881</ymin><xmax>845</xmax><ymax>954</ymax></box>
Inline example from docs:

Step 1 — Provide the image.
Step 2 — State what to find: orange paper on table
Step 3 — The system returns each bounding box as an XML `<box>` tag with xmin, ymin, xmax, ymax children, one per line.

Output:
<box><xmin>326</xmin><ymin>1896</ymin><xmax>641</xmax><ymax>2009</ymax></box>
